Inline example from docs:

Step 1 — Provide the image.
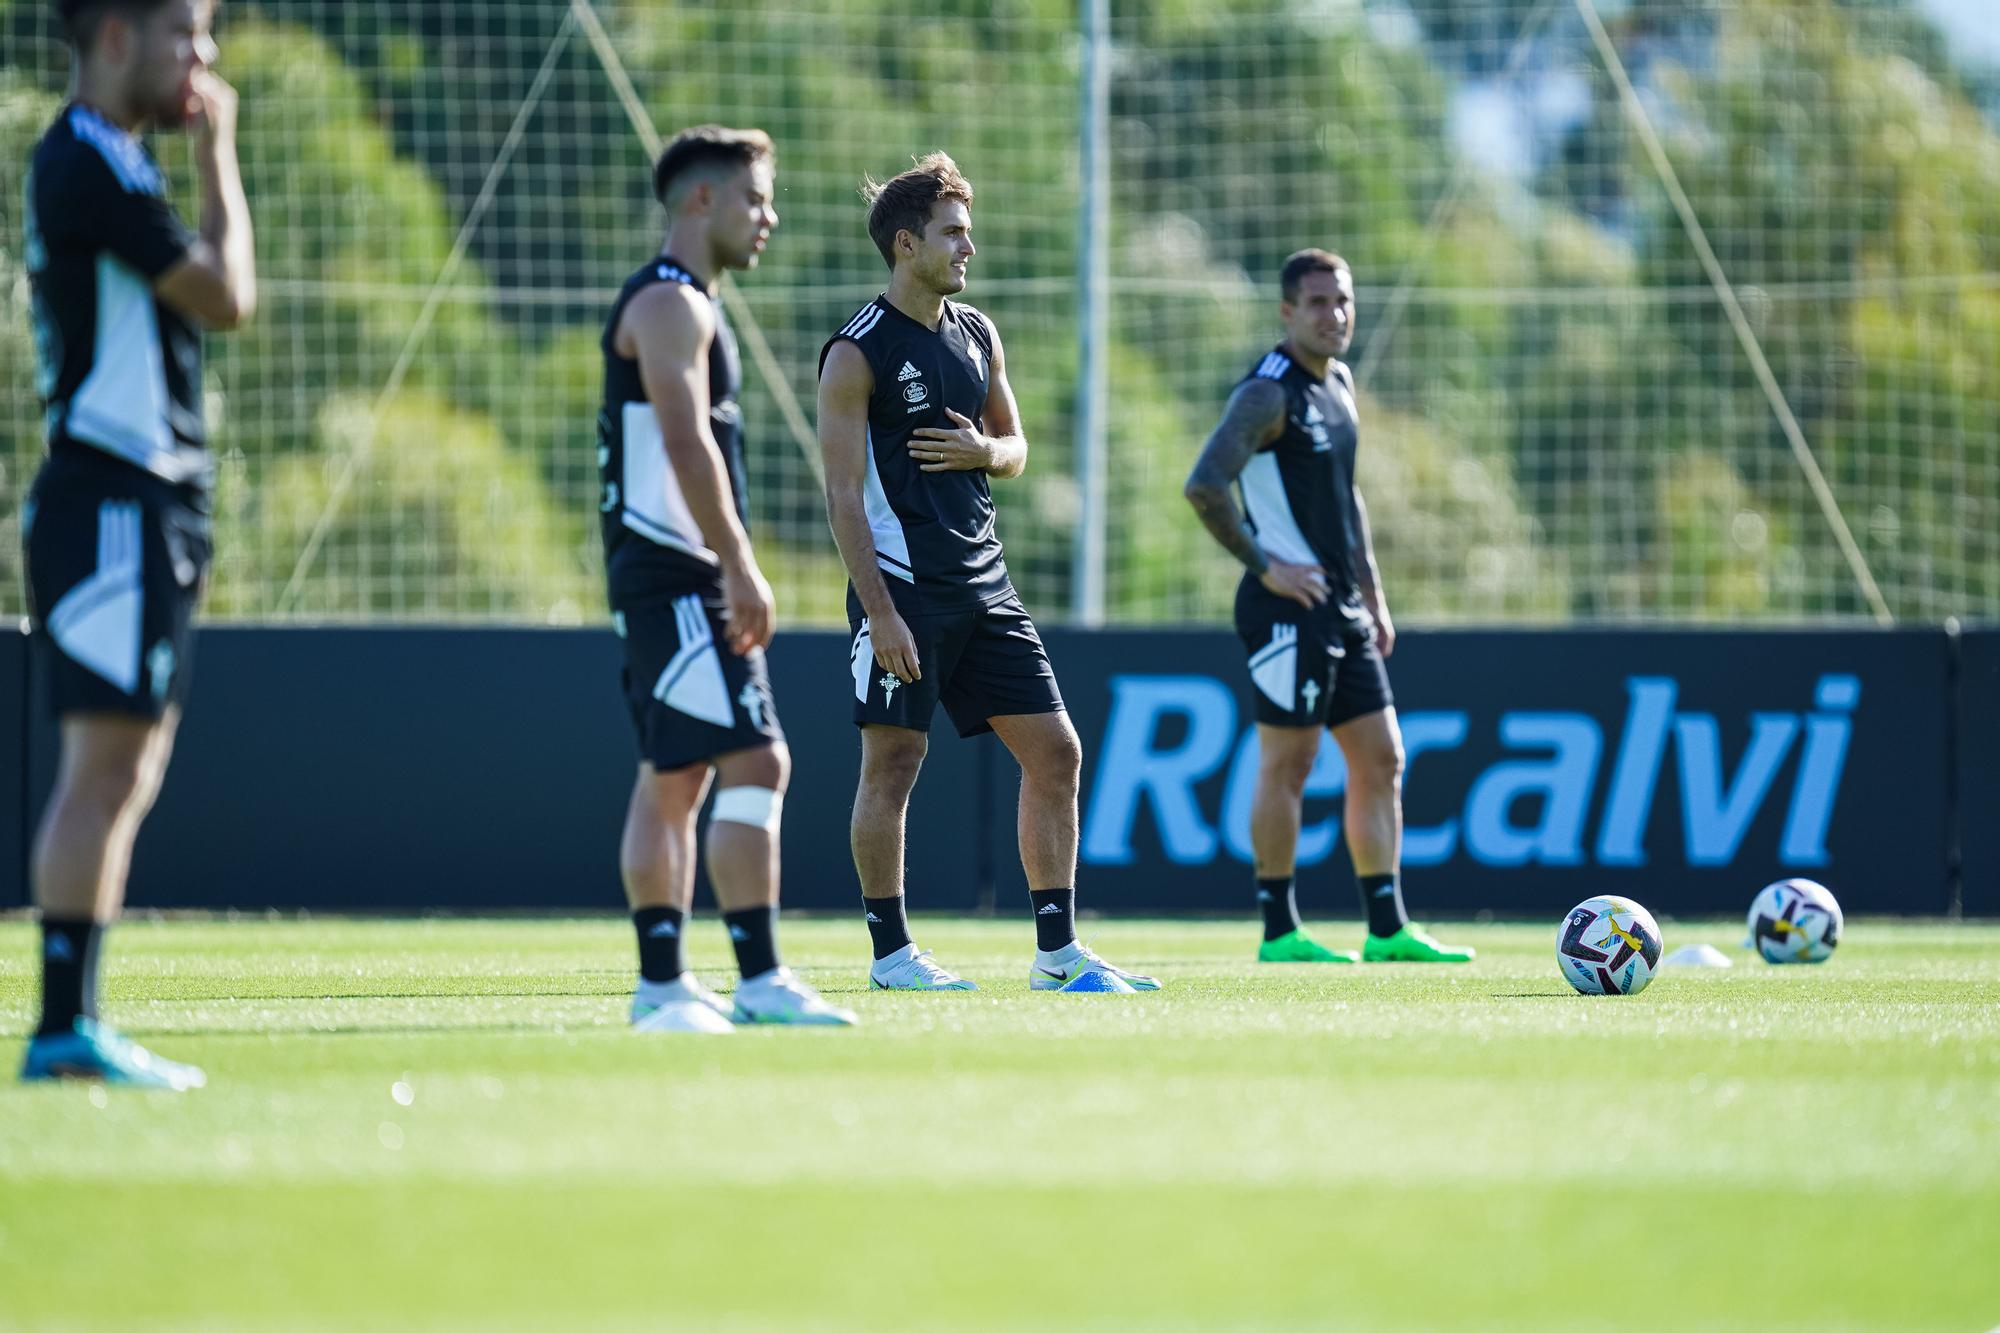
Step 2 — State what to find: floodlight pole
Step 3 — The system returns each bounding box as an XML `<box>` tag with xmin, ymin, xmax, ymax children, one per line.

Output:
<box><xmin>1071</xmin><ymin>0</ymin><xmax>1110</xmax><ymax>625</ymax></box>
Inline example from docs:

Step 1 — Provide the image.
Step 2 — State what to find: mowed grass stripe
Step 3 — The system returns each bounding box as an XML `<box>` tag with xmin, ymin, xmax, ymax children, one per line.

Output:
<box><xmin>2</xmin><ymin>918</ymin><xmax>1996</xmax><ymax>1329</ymax></box>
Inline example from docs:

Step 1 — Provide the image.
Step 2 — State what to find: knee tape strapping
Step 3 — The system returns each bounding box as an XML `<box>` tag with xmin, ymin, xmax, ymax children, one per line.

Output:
<box><xmin>711</xmin><ymin>785</ymin><xmax>782</xmax><ymax>831</ymax></box>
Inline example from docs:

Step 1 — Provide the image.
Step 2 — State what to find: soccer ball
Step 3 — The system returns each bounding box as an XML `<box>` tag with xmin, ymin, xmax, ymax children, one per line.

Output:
<box><xmin>1747</xmin><ymin>878</ymin><xmax>1842</xmax><ymax>964</ymax></box>
<box><xmin>1557</xmin><ymin>896</ymin><xmax>1664</xmax><ymax>996</ymax></box>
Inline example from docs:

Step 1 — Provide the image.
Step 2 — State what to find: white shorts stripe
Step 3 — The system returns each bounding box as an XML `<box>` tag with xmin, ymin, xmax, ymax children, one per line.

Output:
<box><xmin>46</xmin><ymin>500</ymin><xmax>144</xmax><ymax>694</ymax></box>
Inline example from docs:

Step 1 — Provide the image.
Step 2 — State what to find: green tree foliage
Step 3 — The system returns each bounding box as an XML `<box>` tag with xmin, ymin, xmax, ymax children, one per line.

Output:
<box><xmin>1</xmin><ymin>0</ymin><xmax>1994</xmax><ymax>624</ymax></box>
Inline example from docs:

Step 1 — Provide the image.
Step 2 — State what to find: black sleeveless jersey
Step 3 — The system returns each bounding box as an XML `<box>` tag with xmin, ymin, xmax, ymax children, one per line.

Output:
<box><xmin>26</xmin><ymin>104</ymin><xmax>206</xmax><ymax>488</ymax></box>
<box><xmin>819</xmin><ymin>296</ymin><xmax>1010</xmax><ymax>613</ymax></box>
<box><xmin>1236</xmin><ymin>344</ymin><xmax>1370</xmax><ymax>634</ymax></box>
<box><xmin>597</xmin><ymin>256</ymin><xmax>745</xmax><ymax>587</ymax></box>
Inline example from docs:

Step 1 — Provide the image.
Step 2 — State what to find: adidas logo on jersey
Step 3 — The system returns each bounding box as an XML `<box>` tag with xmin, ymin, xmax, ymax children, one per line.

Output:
<box><xmin>1303</xmin><ymin>401</ymin><xmax>1332</xmax><ymax>450</ymax></box>
<box><xmin>896</xmin><ymin>361</ymin><xmax>922</xmax><ymax>382</ymax></box>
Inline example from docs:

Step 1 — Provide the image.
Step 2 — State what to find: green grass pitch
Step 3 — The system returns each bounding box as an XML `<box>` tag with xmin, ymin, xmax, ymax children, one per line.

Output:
<box><xmin>3</xmin><ymin>916</ymin><xmax>1997</xmax><ymax>1331</ymax></box>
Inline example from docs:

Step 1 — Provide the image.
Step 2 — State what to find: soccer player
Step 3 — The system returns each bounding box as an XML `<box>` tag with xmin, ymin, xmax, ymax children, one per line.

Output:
<box><xmin>818</xmin><ymin>153</ymin><xmax>1157</xmax><ymax>994</ymax></box>
<box><xmin>18</xmin><ymin>0</ymin><xmax>253</xmax><ymax>1088</ymax></box>
<box><xmin>1183</xmin><ymin>249</ymin><xmax>1473</xmax><ymax>966</ymax></box>
<box><xmin>600</xmin><ymin>126</ymin><xmax>854</xmax><ymax>1030</ymax></box>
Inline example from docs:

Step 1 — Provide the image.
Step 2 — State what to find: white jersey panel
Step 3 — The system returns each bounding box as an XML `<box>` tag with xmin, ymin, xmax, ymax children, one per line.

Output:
<box><xmin>863</xmin><ymin>425</ymin><xmax>914</xmax><ymax>583</ymax></box>
<box><xmin>65</xmin><ymin>255</ymin><xmax>174</xmax><ymax>473</ymax></box>
<box><xmin>618</xmin><ymin>401</ymin><xmax>717</xmax><ymax>564</ymax></box>
<box><xmin>1239</xmin><ymin>452</ymin><xmax>1318</xmax><ymax>567</ymax></box>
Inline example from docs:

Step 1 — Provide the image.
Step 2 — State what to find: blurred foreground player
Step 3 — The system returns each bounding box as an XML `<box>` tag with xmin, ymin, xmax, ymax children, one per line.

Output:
<box><xmin>599</xmin><ymin>126</ymin><xmax>854</xmax><ymax>1030</ymax></box>
<box><xmin>818</xmin><ymin>153</ymin><xmax>1157</xmax><ymax>993</ymax></box>
<box><xmin>1183</xmin><ymin>250</ymin><xmax>1471</xmax><ymax>966</ymax></box>
<box><xmin>19</xmin><ymin>0</ymin><xmax>254</xmax><ymax>1088</ymax></box>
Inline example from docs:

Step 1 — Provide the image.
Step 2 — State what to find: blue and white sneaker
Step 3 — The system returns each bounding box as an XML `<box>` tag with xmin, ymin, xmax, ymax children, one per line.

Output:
<box><xmin>1029</xmin><ymin>942</ymin><xmax>1161</xmax><ymax>992</ymax></box>
<box><xmin>20</xmin><ymin>1018</ymin><xmax>207</xmax><ymax>1091</ymax></box>
<box><xmin>869</xmin><ymin>944</ymin><xmax>977</xmax><ymax>990</ymax></box>
<box><xmin>732</xmin><ymin>968</ymin><xmax>859</xmax><ymax>1026</ymax></box>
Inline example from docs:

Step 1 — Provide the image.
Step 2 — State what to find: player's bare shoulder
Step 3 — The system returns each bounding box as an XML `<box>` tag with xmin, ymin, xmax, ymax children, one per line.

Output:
<box><xmin>818</xmin><ymin>328</ymin><xmax>878</xmax><ymax>398</ymax></box>
<box><xmin>618</xmin><ymin>275</ymin><xmax>713</xmax><ymax>360</ymax></box>
<box><xmin>1225</xmin><ymin>374</ymin><xmax>1289</xmax><ymax>438</ymax></box>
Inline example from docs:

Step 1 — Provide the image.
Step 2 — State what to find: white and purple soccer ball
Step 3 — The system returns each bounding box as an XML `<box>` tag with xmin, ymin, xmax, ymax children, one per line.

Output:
<box><xmin>1557</xmin><ymin>896</ymin><xmax>1664</xmax><ymax>996</ymax></box>
<box><xmin>1747</xmin><ymin>878</ymin><xmax>1843</xmax><ymax>964</ymax></box>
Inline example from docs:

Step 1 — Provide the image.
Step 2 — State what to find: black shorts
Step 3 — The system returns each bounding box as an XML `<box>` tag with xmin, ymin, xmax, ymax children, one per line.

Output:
<box><xmin>24</xmin><ymin>449</ymin><xmax>211</xmax><ymax>720</ymax></box>
<box><xmin>847</xmin><ymin>585</ymin><xmax>1063</xmax><ymax>738</ymax></box>
<box><xmin>613</xmin><ymin>576</ymin><xmax>784</xmax><ymax>771</ymax></box>
<box><xmin>1234</xmin><ymin>579</ymin><xmax>1392</xmax><ymax>729</ymax></box>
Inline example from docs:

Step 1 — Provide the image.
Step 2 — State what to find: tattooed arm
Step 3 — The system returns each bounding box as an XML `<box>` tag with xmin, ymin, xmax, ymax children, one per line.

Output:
<box><xmin>1184</xmin><ymin>378</ymin><xmax>1328</xmax><ymax>608</ymax></box>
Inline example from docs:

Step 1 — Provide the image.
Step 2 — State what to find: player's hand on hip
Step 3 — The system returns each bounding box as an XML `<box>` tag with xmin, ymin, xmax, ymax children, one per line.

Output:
<box><xmin>908</xmin><ymin>409</ymin><xmax>991</xmax><ymax>472</ymax></box>
<box><xmin>870</xmin><ymin>610</ymin><xmax>921</xmax><ymax>683</ymax></box>
<box><xmin>721</xmin><ymin>558</ymin><xmax>776</xmax><ymax>655</ymax></box>
<box><xmin>1260</xmin><ymin>559</ymin><xmax>1329</xmax><ymax>609</ymax></box>
<box><xmin>188</xmin><ymin>72</ymin><xmax>238</xmax><ymax>147</ymax></box>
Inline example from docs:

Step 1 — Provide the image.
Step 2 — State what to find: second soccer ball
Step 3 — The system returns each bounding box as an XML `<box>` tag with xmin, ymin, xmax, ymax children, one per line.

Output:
<box><xmin>1557</xmin><ymin>896</ymin><xmax>1664</xmax><ymax>996</ymax></box>
<box><xmin>1746</xmin><ymin>878</ymin><xmax>1843</xmax><ymax>964</ymax></box>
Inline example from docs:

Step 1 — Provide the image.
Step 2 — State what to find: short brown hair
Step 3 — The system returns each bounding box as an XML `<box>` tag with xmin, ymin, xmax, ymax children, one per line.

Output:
<box><xmin>653</xmin><ymin>125</ymin><xmax>774</xmax><ymax>209</ymax></box>
<box><xmin>862</xmin><ymin>152</ymin><xmax>974</xmax><ymax>268</ymax></box>
<box><xmin>1280</xmin><ymin>248</ymin><xmax>1350</xmax><ymax>302</ymax></box>
<box><xmin>59</xmin><ymin>0</ymin><xmax>177</xmax><ymax>50</ymax></box>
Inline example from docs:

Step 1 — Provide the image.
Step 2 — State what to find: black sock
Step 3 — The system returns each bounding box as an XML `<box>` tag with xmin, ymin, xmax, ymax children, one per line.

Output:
<box><xmin>1030</xmin><ymin>887</ymin><xmax>1076</xmax><ymax>953</ymax></box>
<box><xmin>862</xmin><ymin>895</ymin><xmax>913</xmax><ymax>960</ymax></box>
<box><xmin>632</xmin><ymin>906</ymin><xmax>686</xmax><ymax>984</ymax></box>
<box><xmin>724</xmin><ymin>906</ymin><xmax>781</xmax><ymax>980</ymax></box>
<box><xmin>37</xmin><ymin>918</ymin><xmax>102</xmax><ymax>1037</ymax></box>
<box><xmin>1258</xmin><ymin>876</ymin><xmax>1301</xmax><ymax>942</ymax></box>
<box><xmin>1360</xmin><ymin>872</ymin><xmax>1408</xmax><ymax>938</ymax></box>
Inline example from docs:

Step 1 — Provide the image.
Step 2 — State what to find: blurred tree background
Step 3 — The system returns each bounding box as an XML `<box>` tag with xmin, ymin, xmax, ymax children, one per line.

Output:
<box><xmin>1</xmin><ymin>0</ymin><xmax>1994</xmax><ymax>624</ymax></box>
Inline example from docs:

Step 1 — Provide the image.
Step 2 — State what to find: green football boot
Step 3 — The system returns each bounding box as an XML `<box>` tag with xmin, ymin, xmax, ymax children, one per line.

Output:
<box><xmin>1362</xmin><ymin>923</ymin><xmax>1475</xmax><ymax>963</ymax></box>
<box><xmin>1257</xmin><ymin>930</ymin><xmax>1359</xmax><ymax>964</ymax></box>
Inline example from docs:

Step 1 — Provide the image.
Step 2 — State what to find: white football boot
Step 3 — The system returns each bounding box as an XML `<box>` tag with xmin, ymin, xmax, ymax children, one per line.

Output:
<box><xmin>631</xmin><ymin>973</ymin><xmax>736</xmax><ymax>1033</ymax></box>
<box><xmin>1029</xmin><ymin>941</ymin><xmax>1162</xmax><ymax>991</ymax></box>
<box><xmin>732</xmin><ymin>967</ymin><xmax>860</xmax><ymax>1026</ymax></box>
<box><xmin>869</xmin><ymin>944</ymin><xmax>978</xmax><ymax>991</ymax></box>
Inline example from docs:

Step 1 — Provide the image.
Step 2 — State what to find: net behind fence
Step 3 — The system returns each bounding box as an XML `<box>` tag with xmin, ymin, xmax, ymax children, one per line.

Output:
<box><xmin>2</xmin><ymin>0</ymin><xmax>1996</xmax><ymax>624</ymax></box>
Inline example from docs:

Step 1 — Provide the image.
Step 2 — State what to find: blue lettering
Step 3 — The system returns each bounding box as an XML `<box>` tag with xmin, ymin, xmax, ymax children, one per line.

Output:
<box><xmin>1780</xmin><ymin>674</ymin><xmax>1858</xmax><ymax>865</ymax></box>
<box><xmin>1597</xmin><ymin>678</ymin><xmax>1676</xmax><ymax>867</ymax></box>
<box><xmin>1676</xmin><ymin>712</ymin><xmax>1799</xmax><ymax>865</ymax></box>
<box><xmin>1402</xmin><ymin>712</ymin><xmax>1469</xmax><ymax>865</ymax></box>
<box><xmin>1463</xmin><ymin>714</ymin><xmax>1603</xmax><ymax>866</ymax></box>
<box><xmin>1081</xmin><ymin>675</ymin><xmax>1237</xmax><ymax>865</ymax></box>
